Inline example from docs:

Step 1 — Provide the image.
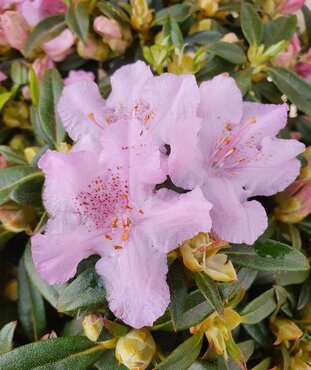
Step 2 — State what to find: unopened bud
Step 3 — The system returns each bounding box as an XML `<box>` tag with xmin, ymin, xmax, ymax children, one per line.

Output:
<box><xmin>77</xmin><ymin>36</ymin><xmax>110</xmax><ymax>61</ymax></box>
<box><xmin>115</xmin><ymin>329</ymin><xmax>156</xmax><ymax>370</ymax></box>
<box><xmin>0</xmin><ymin>11</ymin><xmax>29</xmax><ymax>51</ymax></box>
<box><xmin>130</xmin><ymin>0</ymin><xmax>153</xmax><ymax>31</ymax></box>
<box><xmin>0</xmin><ymin>201</ymin><xmax>36</xmax><ymax>233</ymax></box>
<box><xmin>82</xmin><ymin>313</ymin><xmax>104</xmax><ymax>342</ymax></box>
<box><xmin>3</xmin><ymin>101</ymin><xmax>29</xmax><ymax>129</ymax></box>
<box><xmin>24</xmin><ymin>146</ymin><xmax>39</xmax><ymax>164</ymax></box>
<box><xmin>270</xmin><ymin>318</ymin><xmax>303</xmax><ymax>347</ymax></box>
<box><xmin>41</xmin><ymin>331</ymin><xmax>57</xmax><ymax>340</ymax></box>
<box><xmin>198</xmin><ymin>0</ymin><xmax>219</xmax><ymax>16</ymax></box>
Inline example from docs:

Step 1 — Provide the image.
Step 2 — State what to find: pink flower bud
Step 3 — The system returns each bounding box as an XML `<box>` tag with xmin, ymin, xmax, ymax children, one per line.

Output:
<box><xmin>64</xmin><ymin>70</ymin><xmax>95</xmax><ymax>86</ymax></box>
<box><xmin>32</xmin><ymin>56</ymin><xmax>55</xmax><ymax>82</ymax></box>
<box><xmin>93</xmin><ymin>16</ymin><xmax>122</xmax><ymax>41</ymax></box>
<box><xmin>0</xmin><ymin>71</ymin><xmax>7</xmax><ymax>82</ymax></box>
<box><xmin>280</xmin><ymin>0</ymin><xmax>304</xmax><ymax>14</ymax></box>
<box><xmin>0</xmin><ymin>11</ymin><xmax>29</xmax><ymax>51</ymax></box>
<box><xmin>43</xmin><ymin>29</ymin><xmax>76</xmax><ymax>62</ymax></box>
<box><xmin>295</xmin><ymin>49</ymin><xmax>311</xmax><ymax>83</ymax></box>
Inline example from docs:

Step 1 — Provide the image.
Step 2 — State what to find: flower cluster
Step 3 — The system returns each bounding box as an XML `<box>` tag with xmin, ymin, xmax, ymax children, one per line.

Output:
<box><xmin>31</xmin><ymin>61</ymin><xmax>304</xmax><ymax>328</ymax></box>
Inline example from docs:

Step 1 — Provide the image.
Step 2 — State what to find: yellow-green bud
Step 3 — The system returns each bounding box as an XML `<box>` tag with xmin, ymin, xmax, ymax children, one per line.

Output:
<box><xmin>24</xmin><ymin>146</ymin><xmax>39</xmax><ymax>164</ymax></box>
<box><xmin>82</xmin><ymin>313</ymin><xmax>104</xmax><ymax>342</ymax></box>
<box><xmin>115</xmin><ymin>329</ymin><xmax>156</xmax><ymax>370</ymax></box>
<box><xmin>3</xmin><ymin>101</ymin><xmax>29</xmax><ymax>128</ymax></box>
<box><xmin>77</xmin><ymin>37</ymin><xmax>111</xmax><ymax>62</ymax></box>
<box><xmin>270</xmin><ymin>318</ymin><xmax>303</xmax><ymax>347</ymax></box>
<box><xmin>0</xmin><ymin>201</ymin><xmax>36</xmax><ymax>233</ymax></box>
<box><xmin>130</xmin><ymin>0</ymin><xmax>153</xmax><ymax>31</ymax></box>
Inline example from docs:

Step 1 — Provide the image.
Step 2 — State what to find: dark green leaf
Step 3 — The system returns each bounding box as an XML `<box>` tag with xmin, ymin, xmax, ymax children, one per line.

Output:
<box><xmin>167</xmin><ymin>260</ymin><xmax>188</xmax><ymax>330</ymax></box>
<box><xmin>10</xmin><ymin>61</ymin><xmax>28</xmax><ymax>86</ymax></box>
<box><xmin>232</xmin><ymin>69</ymin><xmax>252</xmax><ymax>96</ymax></box>
<box><xmin>186</xmin><ymin>31</ymin><xmax>222</xmax><ymax>46</ymax></box>
<box><xmin>296</xmin><ymin>115</ymin><xmax>311</xmax><ymax>144</ymax></box>
<box><xmin>155</xmin><ymin>332</ymin><xmax>203</xmax><ymax>370</ymax></box>
<box><xmin>168</xmin><ymin>17</ymin><xmax>184</xmax><ymax>49</ymax></box>
<box><xmin>0</xmin><ymin>166</ymin><xmax>42</xmax><ymax>205</ymax></box>
<box><xmin>302</xmin><ymin>5</ymin><xmax>311</xmax><ymax>48</ymax></box>
<box><xmin>29</xmin><ymin>68</ymin><xmax>40</xmax><ymax>107</ymax></box>
<box><xmin>196</xmin><ymin>56</ymin><xmax>235</xmax><ymax>82</ymax></box>
<box><xmin>254</xmin><ymin>239</ymin><xmax>292</xmax><ymax>258</ymax></box>
<box><xmin>188</xmin><ymin>360</ymin><xmax>218</xmax><ymax>369</ymax></box>
<box><xmin>95</xmin><ymin>349</ymin><xmax>127</xmax><ymax>370</ymax></box>
<box><xmin>10</xmin><ymin>175</ymin><xmax>44</xmax><ymax>207</ymax></box>
<box><xmin>251</xmin><ymin>358</ymin><xmax>272</xmax><ymax>370</ymax></box>
<box><xmin>240</xmin><ymin>3</ymin><xmax>263</xmax><ymax>46</ymax></box>
<box><xmin>238</xmin><ymin>340</ymin><xmax>255</xmax><ymax>362</ymax></box>
<box><xmin>17</xmin><ymin>258</ymin><xmax>46</xmax><ymax>341</ymax></box>
<box><xmin>0</xmin><ymin>145</ymin><xmax>26</xmax><ymax>165</ymax></box>
<box><xmin>57</xmin><ymin>269</ymin><xmax>106</xmax><ymax>314</ymax></box>
<box><xmin>96</xmin><ymin>1</ymin><xmax>130</xmax><ymax>26</ymax></box>
<box><xmin>243</xmin><ymin>322</ymin><xmax>271</xmax><ymax>349</ymax></box>
<box><xmin>263</xmin><ymin>16</ymin><xmax>296</xmax><ymax>47</ymax></box>
<box><xmin>240</xmin><ymin>288</ymin><xmax>276</xmax><ymax>324</ymax></box>
<box><xmin>24</xmin><ymin>244</ymin><xmax>65</xmax><ymax>308</ymax></box>
<box><xmin>0</xmin><ymin>321</ymin><xmax>17</xmax><ymax>355</ymax></box>
<box><xmin>194</xmin><ymin>272</ymin><xmax>223</xmax><ymax>315</ymax></box>
<box><xmin>24</xmin><ymin>15</ymin><xmax>66</xmax><ymax>59</ymax></box>
<box><xmin>153</xmin><ymin>4</ymin><xmax>191</xmax><ymax>25</ymax></box>
<box><xmin>206</xmin><ymin>42</ymin><xmax>246</xmax><ymax>64</ymax></box>
<box><xmin>38</xmin><ymin>69</ymin><xmax>65</xmax><ymax>148</ymax></box>
<box><xmin>66</xmin><ymin>3</ymin><xmax>89</xmax><ymax>43</ymax></box>
<box><xmin>228</xmin><ymin>241</ymin><xmax>309</xmax><ymax>271</ymax></box>
<box><xmin>268</xmin><ymin>67</ymin><xmax>311</xmax><ymax>115</ymax></box>
<box><xmin>0</xmin><ymin>336</ymin><xmax>105</xmax><ymax>370</ymax></box>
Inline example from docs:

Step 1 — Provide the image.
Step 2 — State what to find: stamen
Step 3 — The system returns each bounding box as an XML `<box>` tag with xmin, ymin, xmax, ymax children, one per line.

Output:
<box><xmin>114</xmin><ymin>245</ymin><xmax>123</xmax><ymax>250</ymax></box>
<box><xmin>138</xmin><ymin>209</ymin><xmax>144</xmax><ymax>214</ymax></box>
<box><xmin>124</xmin><ymin>205</ymin><xmax>133</xmax><ymax>210</ymax></box>
<box><xmin>111</xmin><ymin>218</ymin><xmax>118</xmax><ymax>228</ymax></box>
<box><xmin>87</xmin><ymin>113</ymin><xmax>103</xmax><ymax>129</ymax></box>
<box><xmin>104</xmin><ymin>233</ymin><xmax>112</xmax><ymax>240</ymax></box>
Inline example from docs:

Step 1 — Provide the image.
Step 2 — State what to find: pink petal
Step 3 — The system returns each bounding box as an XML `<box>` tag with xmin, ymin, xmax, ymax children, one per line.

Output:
<box><xmin>64</xmin><ymin>70</ymin><xmax>95</xmax><ymax>86</ymax></box>
<box><xmin>138</xmin><ymin>187</ymin><xmax>212</xmax><ymax>253</ymax></box>
<box><xmin>57</xmin><ymin>80</ymin><xmax>106</xmax><ymax>142</ymax></box>
<box><xmin>96</xmin><ymin>236</ymin><xmax>169</xmax><ymax>328</ymax></box>
<box><xmin>43</xmin><ymin>29</ymin><xmax>75</xmax><ymax>62</ymax></box>
<box><xmin>198</xmin><ymin>75</ymin><xmax>243</xmax><ymax>157</ymax></box>
<box><xmin>204</xmin><ymin>176</ymin><xmax>268</xmax><ymax>244</ymax></box>
<box><xmin>31</xmin><ymin>218</ymin><xmax>105</xmax><ymax>284</ymax></box>
<box><xmin>107</xmin><ymin>61</ymin><xmax>153</xmax><ymax>108</ymax></box>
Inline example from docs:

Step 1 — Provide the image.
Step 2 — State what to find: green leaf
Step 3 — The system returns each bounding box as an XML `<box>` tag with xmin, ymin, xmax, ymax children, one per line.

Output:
<box><xmin>95</xmin><ymin>349</ymin><xmax>127</xmax><ymax>370</ymax></box>
<box><xmin>268</xmin><ymin>67</ymin><xmax>311</xmax><ymax>116</ymax></box>
<box><xmin>10</xmin><ymin>61</ymin><xmax>28</xmax><ymax>86</ymax></box>
<box><xmin>240</xmin><ymin>288</ymin><xmax>276</xmax><ymax>324</ymax></box>
<box><xmin>251</xmin><ymin>358</ymin><xmax>272</xmax><ymax>370</ymax></box>
<box><xmin>38</xmin><ymin>69</ymin><xmax>65</xmax><ymax>148</ymax></box>
<box><xmin>153</xmin><ymin>4</ymin><xmax>191</xmax><ymax>25</ymax></box>
<box><xmin>167</xmin><ymin>260</ymin><xmax>188</xmax><ymax>330</ymax></box>
<box><xmin>103</xmin><ymin>320</ymin><xmax>129</xmax><ymax>337</ymax></box>
<box><xmin>155</xmin><ymin>332</ymin><xmax>203</xmax><ymax>370</ymax></box>
<box><xmin>10</xmin><ymin>175</ymin><xmax>44</xmax><ymax>207</ymax></box>
<box><xmin>277</xmin><ymin>270</ymin><xmax>309</xmax><ymax>286</ymax></box>
<box><xmin>0</xmin><ymin>321</ymin><xmax>17</xmax><ymax>355</ymax></box>
<box><xmin>243</xmin><ymin>322</ymin><xmax>271</xmax><ymax>349</ymax></box>
<box><xmin>0</xmin><ymin>166</ymin><xmax>43</xmax><ymax>205</ymax></box>
<box><xmin>0</xmin><ymin>336</ymin><xmax>105</xmax><ymax>370</ymax></box>
<box><xmin>24</xmin><ymin>244</ymin><xmax>64</xmax><ymax>308</ymax></box>
<box><xmin>188</xmin><ymin>360</ymin><xmax>217</xmax><ymax>369</ymax></box>
<box><xmin>168</xmin><ymin>17</ymin><xmax>184</xmax><ymax>49</ymax></box>
<box><xmin>194</xmin><ymin>272</ymin><xmax>223</xmax><ymax>315</ymax></box>
<box><xmin>0</xmin><ymin>92</ymin><xmax>12</xmax><ymax>111</ymax></box>
<box><xmin>24</xmin><ymin>15</ymin><xmax>66</xmax><ymax>59</ymax></box>
<box><xmin>238</xmin><ymin>340</ymin><xmax>255</xmax><ymax>362</ymax></box>
<box><xmin>206</xmin><ymin>42</ymin><xmax>246</xmax><ymax>64</ymax></box>
<box><xmin>240</xmin><ymin>3</ymin><xmax>263</xmax><ymax>46</ymax></box>
<box><xmin>232</xmin><ymin>69</ymin><xmax>252</xmax><ymax>96</ymax></box>
<box><xmin>296</xmin><ymin>115</ymin><xmax>311</xmax><ymax>144</ymax></box>
<box><xmin>95</xmin><ymin>1</ymin><xmax>130</xmax><ymax>26</ymax></box>
<box><xmin>0</xmin><ymin>145</ymin><xmax>26</xmax><ymax>165</ymax></box>
<box><xmin>17</xmin><ymin>258</ymin><xmax>46</xmax><ymax>341</ymax></box>
<box><xmin>57</xmin><ymin>269</ymin><xmax>106</xmax><ymax>315</ymax></box>
<box><xmin>66</xmin><ymin>3</ymin><xmax>89</xmax><ymax>43</ymax></box>
<box><xmin>29</xmin><ymin>68</ymin><xmax>40</xmax><ymax>107</ymax></box>
<box><xmin>302</xmin><ymin>5</ymin><xmax>311</xmax><ymax>47</ymax></box>
<box><xmin>263</xmin><ymin>16</ymin><xmax>296</xmax><ymax>47</ymax></box>
<box><xmin>228</xmin><ymin>241</ymin><xmax>309</xmax><ymax>271</ymax></box>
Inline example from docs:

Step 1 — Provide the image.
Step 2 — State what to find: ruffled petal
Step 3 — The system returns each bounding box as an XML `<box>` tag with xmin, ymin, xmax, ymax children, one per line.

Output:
<box><xmin>198</xmin><ymin>75</ymin><xmax>243</xmax><ymax>156</ymax></box>
<box><xmin>204</xmin><ymin>176</ymin><xmax>268</xmax><ymax>244</ymax></box>
<box><xmin>96</xmin><ymin>234</ymin><xmax>169</xmax><ymax>328</ymax></box>
<box><xmin>57</xmin><ymin>80</ymin><xmax>106</xmax><ymax>142</ymax></box>
<box><xmin>31</xmin><ymin>217</ymin><xmax>105</xmax><ymax>284</ymax></box>
<box><xmin>138</xmin><ymin>187</ymin><xmax>212</xmax><ymax>253</ymax></box>
<box><xmin>107</xmin><ymin>61</ymin><xmax>153</xmax><ymax>108</ymax></box>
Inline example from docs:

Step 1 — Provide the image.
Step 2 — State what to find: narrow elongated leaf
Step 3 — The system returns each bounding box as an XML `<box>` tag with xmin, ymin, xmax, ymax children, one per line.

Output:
<box><xmin>38</xmin><ymin>69</ymin><xmax>64</xmax><ymax>147</ymax></box>
<box><xmin>0</xmin><ymin>321</ymin><xmax>17</xmax><ymax>355</ymax></box>
<box><xmin>153</xmin><ymin>4</ymin><xmax>191</xmax><ymax>25</ymax></box>
<box><xmin>17</xmin><ymin>258</ymin><xmax>46</xmax><ymax>341</ymax></box>
<box><xmin>57</xmin><ymin>269</ymin><xmax>106</xmax><ymax>314</ymax></box>
<box><xmin>263</xmin><ymin>16</ymin><xmax>296</xmax><ymax>47</ymax></box>
<box><xmin>206</xmin><ymin>42</ymin><xmax>246</xmax><ymax>64</ymax></box>
<box><xmin>95</xmin><ymin>349</ymin><xmax>127</xmax><ymax>370</ymax></box>
<box><xmin>0</xmin><ymin>92</ymin><xmax>11</xmax><ymax>111</ymax></box>
<box><xmin>24</xmin><ymin>244</ymin><xmax>64</xmax><ymax>308</ymax></box>
<box><xmin>194</xmin><ymin>272</ymin><xmax>223</xmax><ymax>315</ymax></box>
<box><xmin>0</xmin><ymin>337</ymin><xmax>105</xmax><ymax>370</ymax></box>
<box><xmin>10</xmin><ymin>176</ymin><xmax>44</xmax><ymax>207</ymax></box>
<box><xmin>66</xmin><ymin>3</ymin><xmax>89</xmax><ymax>42</ymax></box>
<box><xmin>0</xmin><ymin>166</ymin><xmax>42</xmax><ymax>205</ymax></box>
<box><xmin>155</xmin><ymin>332</ymin><xmax>203</xmax><ymax>370</ymax></box>
<box><xmin>0</xmin><ymin>145</ymin><xmax>26</xmax><ymax>165</ymax></box>
<box><xmin>188</xmin><ymin>360</ymin><xmax>218</xmax><ymax>370</ymax></box>
<box><xmin>268</xmin><ymin>67</ymin><xmax>311</xmax><ymax>116</ymax></box>
<box><xmin>167</xmin><ymin>260</ymin><xmax>188</xmax><ymax>330</ymax></box>
<box><xmin>240</xmin><ymin>3</ymin><xmax>263</xmax><ymax>46</ymax></box>
<box><xmin>240</xmin><ymin>289</ymin><xmax>276</xmax><ymax>324</ymax></box>
<box><xmin>227</xmin><ymin>241</ymin><xmax>309</xmax><ymax>271</ymax></box>
<box><xmin>24</xmin><ymin>15</ymin><xmax>66</xmax><ymax>58</ymax></box>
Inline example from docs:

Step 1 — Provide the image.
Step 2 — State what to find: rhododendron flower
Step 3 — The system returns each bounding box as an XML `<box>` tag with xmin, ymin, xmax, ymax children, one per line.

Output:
<box><xmin>64</xmin><ymin>70</ymin><xmax>95</xmax><ymax>86</ymax></box>
<box><xmin>31</xmin><ymin>61</ymin><xmax>213</xmax><ymax>328</ymax></box>
<box><xmin>170</xmin><ymin>75</ymin><xmax>305</xmax><ymax>244</ymax></box>
<box><xmin>279</xmin><ymin>0</ymin><xmax>304</xmax><ymax>14</ymax></box>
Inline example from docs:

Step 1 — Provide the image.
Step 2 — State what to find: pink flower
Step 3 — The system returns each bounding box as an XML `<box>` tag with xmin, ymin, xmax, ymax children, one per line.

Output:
<box><xmin>170</xmin><ymin>75</ymin><xmax>305</xmax><ymax>244</ymax></box>
<box><xmin>31</xmin><ymin>61</ymin><xmax>212</xmax><ymax>328</ymax></box>
<box><xmin>273</xmin><ymin>34</ymin><xmax>301</xmax><ymax>68</ymax></box>
<box><xmin>43</xmin><ymin>29</ymin><xmax>76</xmax><ymax>62</ymax></box>
<box><xmin>0</xmin><ymin>10</ymin><xmax>29</xmax><ymax>51</ymax></box>
<box><xmin>279</xmin><ymin>0</ymin><xmax>304</xmax><ymax>14</ymax></box>
<box><xmin>32</xmin><ymin>56</ymin><xmax>54</xmax><ymax>82</ymax></box>
<box><xmin>64</xmin><ymin>70</ymin><xmax>95</xmax><ymax>86</ymax></box>
<box><xmin>93</xmin><ymin>16</ymin><xmax>122</xmax><ymax>41</ymax></box>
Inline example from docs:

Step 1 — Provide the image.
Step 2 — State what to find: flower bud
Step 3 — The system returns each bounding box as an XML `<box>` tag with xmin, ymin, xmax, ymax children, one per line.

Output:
<box><xmin>270</xmin><ymin>318</ymin><xmax>303</xmax><ymax>347</ymax></box>
<box><xmin>191</xmin><ymin>308</ymin><xmax>241</xmax><ymax>359</ymax></box>
<box><xmin>43</xmin><ymin>29</ymin><xmax>76</xmax><ymax>62</ymax></box>
<box><xmin>289</xmin><ymin>357</ymin><xmax>310</xmax><ymax>370</ymax></box>
<box><xmin>198</xmin><ymin>0</ymin><xmax>219</xmax><ymax>16</ymax></box>
<box><xmin>180</xmin><ymin>232</ymin><xmax>236</xmax><ymax>282</ymax></box>
<box><xmin>24</xmin><ymin>146</ymin><xmax>40</xmax><ymax>164</ymax></box>
<box><xmin>0</xmin><ymin>201</ymin><xmax>37</xmax><ymax>233</ymax></box>
<box><xmin>115</xmin><ymin>329</ymin><xmax>156</xmax><ymax>370</ymax></box>
<box><xmin>64</xmin><ymin>70</ymin><xmax>95</xmax><ymax>86</ymax></box>
<box><xmin>9</xmin><ymin>134</ymin><xmax>29</xmax><ymax>151</ymax></box>
<box><xmin>41</xmin><ymin>331</ymin><xmax>57</xmax><ymax>340</ymax></box>
<box><xmin>82</xmin><ymin>313</ymin><xmax>104</xmax><ymax>342</ymax></box>
<box><xmin>77</xmin><ymin>36</ymin><xmax>110</xmax><ymax>61</ymax></box>
<box><xmin>0</xmin><ymin>11</ymin><xmax>29</xmax><ymax>51</ymax></box>
<box><xmin>279</xmin><ymin>0</ymin><xmax>304</xmax><ymax>15</ymax></box>
<box><xmin>3</xmin><ymin>101</ymin><xmax>29</xmax><ymax>129</ymax></box>
<box><xmin>32</xmin><ymin>56</ymin><xmax>55</xmax><ymax>83</ymax></box>
<box><xmin>130</xmin><ymin>0</ymin><xmax>153</xmax><ymax>31</ymax></box>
